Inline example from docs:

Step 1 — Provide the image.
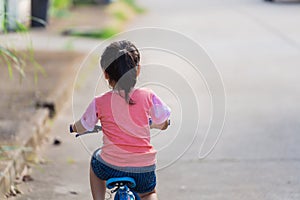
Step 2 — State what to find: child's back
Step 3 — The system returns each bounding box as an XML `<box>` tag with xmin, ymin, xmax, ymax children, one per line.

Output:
<box><xmin>95</xmin><ymin>88</ymin><xmax>159</xmax><ymax>167</ymax></box>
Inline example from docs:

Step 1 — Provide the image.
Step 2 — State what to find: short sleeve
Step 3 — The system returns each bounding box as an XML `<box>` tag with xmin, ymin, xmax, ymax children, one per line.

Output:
<box><xmin>80</xmin><ymin>99</ymin><xmax>98</xmax><ymax>131</ymax></box>
<box><xmin>149</xmin><ymin>93</ymin><xmax>171</xmax><ymax>124</ymax></box>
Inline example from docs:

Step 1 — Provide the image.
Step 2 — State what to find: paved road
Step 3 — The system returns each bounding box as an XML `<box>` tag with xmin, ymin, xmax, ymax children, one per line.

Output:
<box><xmin>13</xmin><ymin>0</ymin><xmax>300</xmax><ymax>199</ymax></box>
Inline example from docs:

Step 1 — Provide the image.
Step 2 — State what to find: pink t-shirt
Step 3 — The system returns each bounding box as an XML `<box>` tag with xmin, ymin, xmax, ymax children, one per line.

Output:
<box><xmin>80</xmin><ymin>88</ymin><xmax>171</xmax><ymax>167</ymax></box>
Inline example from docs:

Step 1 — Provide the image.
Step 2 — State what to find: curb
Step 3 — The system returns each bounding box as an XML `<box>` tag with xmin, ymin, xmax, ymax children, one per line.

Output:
<box><xmin>0</xmin><ymin>109</ymin><xmax>49</xmax><ymax>198</ymax></box>
<box><xmin>0</xmin><ymin>53</ymin><xmax>78</xmax><ymax>198</ymax></box>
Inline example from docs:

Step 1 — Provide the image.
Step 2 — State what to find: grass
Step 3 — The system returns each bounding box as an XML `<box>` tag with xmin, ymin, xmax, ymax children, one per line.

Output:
<box><xmin>101</xmin><ymin>27</ymin><xmax>121</xmax><ymax>38</ymax></box>
<box><xmin>68</xmin><ymin>27</ymin><xmax>120</xmax><ymax>39</ymax></box>
<box><xmin>50</xmin><ymin>0</ymin><xmax>72</xmax><ymax>18</ymax></box>
<box><xmin>64</xmin><ymin>0</ymin><xmax>146</xmax><ymax>39</ymax></box>
<box><xmin>113</xmin><ymin>10</ymin><xmax>128</xmax><ymax>22</ymax></box>
<box><xmin>0</xmin><ymin>46</ymin><xmax>25</xmax><ymax>79</ymax></box>
<box><xmin>122</xmin><ymin>0</ymin><xmax>146</xmax><ymax>14</ymax></box>
<box><xmin>0</xmin><ymin>13</ymin><xmax>45</xmax><ymax>82</ymax></box>
<box><xmin>0</xmin><ymin>46</ymin><xmax>45</xmax><ymax>83</ymax></box>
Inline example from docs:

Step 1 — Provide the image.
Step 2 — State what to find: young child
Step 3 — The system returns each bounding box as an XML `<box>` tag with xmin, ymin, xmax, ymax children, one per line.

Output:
<box><xmin>70</xmin><ymin>40</ymin><xmax>170</xmax><ymax>200</ymax></box>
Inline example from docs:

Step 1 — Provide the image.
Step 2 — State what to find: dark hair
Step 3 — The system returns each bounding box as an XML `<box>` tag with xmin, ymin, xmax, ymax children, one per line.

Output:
<box><xmin>100</xmin><ymin>40</ymin><xmax>140</xmax><ymax>104</ymax></box>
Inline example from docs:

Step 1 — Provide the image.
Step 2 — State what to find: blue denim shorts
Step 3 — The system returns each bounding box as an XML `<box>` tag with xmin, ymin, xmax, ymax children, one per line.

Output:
<box><xmin>90</xmin><ymin>149</ymin><xmax>156</xmax><ymax>194</ymax></box>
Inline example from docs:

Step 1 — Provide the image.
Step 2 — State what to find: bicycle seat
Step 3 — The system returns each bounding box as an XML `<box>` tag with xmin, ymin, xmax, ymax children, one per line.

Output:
<box><xmin>106</xmin><ymin>177</ymin><xmax>136</xmax><ymax>189</ymax></box>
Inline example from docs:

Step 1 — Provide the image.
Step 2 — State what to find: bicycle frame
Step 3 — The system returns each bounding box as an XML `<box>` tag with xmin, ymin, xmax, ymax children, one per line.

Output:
<box><xmin>107</xmin><ymin>177</ymin><xmax>140</xmax><ymax>200</ymax></box>
<box><xmin>73</xmin><ymin>125</ymin><xmax>140</xmax><ymax>200</ymax></box>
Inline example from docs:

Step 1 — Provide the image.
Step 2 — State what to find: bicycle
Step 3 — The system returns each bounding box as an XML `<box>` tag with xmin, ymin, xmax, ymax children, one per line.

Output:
<box><xmin>71</xmin><ymin>118</ymin><xmax>170</xmax><ymax>200</ymax></box>
<box><xmin>72</xmin><ymin>125</ymin><xmax>141</xmax><ymax>200</ymax></box>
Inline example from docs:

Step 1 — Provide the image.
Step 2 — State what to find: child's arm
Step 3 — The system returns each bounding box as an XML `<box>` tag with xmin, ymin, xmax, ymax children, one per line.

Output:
<box><xmin>70</xmin><ymin>99</ymin><xmax>98</xmax><ymax>134</ymax></box>
<box><xmin>149</xmin><ymin>93</ymin><xmax>171</xmax><ymax>130</ymax></box>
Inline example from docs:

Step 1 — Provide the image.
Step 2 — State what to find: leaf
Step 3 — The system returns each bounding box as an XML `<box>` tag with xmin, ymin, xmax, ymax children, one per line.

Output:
<box><xmin>4</xmin><ymin>55</ymin><xmax>14</xmax><ymax>79</ymax></box>
<box><xmin>15</xmin><ymin>21</ymin><xmax>29</xmax><ymax>33</ymax></box>
<box><xmin>27</xmin><ymin>43</ymin><xmax>46</xmax><ymax>84</ymax></box>
<box><xmin>0</xmin><ymin>46</ymin><xmax>19</xmax><ymax>64</ymax></box>
<box><xmin>0</xmin><ymin>46</ymin><xmax>26</xmax><ymax>78</ymax></box>
<box><xmin>67</xmin><ymin>157</ymin><xmax>76</xmax><ymax>165</ymax></box>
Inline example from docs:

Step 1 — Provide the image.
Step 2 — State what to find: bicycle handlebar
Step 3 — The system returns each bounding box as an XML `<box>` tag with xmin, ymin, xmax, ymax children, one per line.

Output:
<box><xmin>71</xmin><ymin>119</ymin><xmax>170</xmax><ymax>138</ymax></box>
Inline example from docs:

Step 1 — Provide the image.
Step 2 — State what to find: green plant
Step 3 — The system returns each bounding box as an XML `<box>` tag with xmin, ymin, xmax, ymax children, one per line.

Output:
<box><xmin>100</xmin><ymin>27</ymin><xmax>120</xmax><ymax>38</ymax></box>
<box><xmin>51</xmin><ymin>0</ymin><xmax>73</xmax><ymax>18</ymax></box>
<box><xmin>68</xmin><ymin>26</ymin><xmax>119</xmax><ymax>39</ymax></box>
<box><xmin>73</xmin><ymin>0</ymin><xmax>95</xmax><ymax>5</ymax></box>
<box><xmin>0</xmin><ymin>45</ymin><xmax>45</xmax><ymax>83</ymax></box>
<box><xmin>113</xmin><ymin>10</ymin><xmax>128</xmax><ymax>22</ymax></box>
<box><xmin>0</xmin><ymin>0</ymin><xmax>45</xmax><ymax>82</ymax></box>
<box><xmin>122</xmin><ymin>0</ymin><xmax>145</xmax><ymax>14</ymax></box>
<box><xmin>0</xmin><ymin>46</ymin><xmax>25</xmax><ymax>79</ymax></box>
<box><xmin>63</xmin><ymin>0</ymin><xmax>145</xmax><ymax>40</ymax></box>
<box><xmin>27</xmin><ymin>42</ymin><xmax>46</xmax><ymax>83</ymax></box>
<box><xmin>0</xmin><ymin>16</ymin><xmax>45</xmax><ymax>82</ymax></box>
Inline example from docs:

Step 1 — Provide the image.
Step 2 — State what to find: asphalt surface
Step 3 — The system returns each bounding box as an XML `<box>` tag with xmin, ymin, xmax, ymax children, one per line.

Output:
<box><xmin>12</xmin><ymin>0</ymin><xmax>300</xmax><ymax>199</ymax></box>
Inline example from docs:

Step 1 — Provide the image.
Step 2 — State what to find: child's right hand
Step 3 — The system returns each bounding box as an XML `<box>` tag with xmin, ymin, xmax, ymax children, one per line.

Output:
<box><xmin>150</xmin><ymin>119</ymin><xmax>170</xmax><ymax>130</ymax></box>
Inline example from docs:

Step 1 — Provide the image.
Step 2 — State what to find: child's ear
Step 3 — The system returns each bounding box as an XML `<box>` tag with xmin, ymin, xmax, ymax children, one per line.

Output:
<box><xmin>104</xmin><ymin>71</ymin><xmax>110</xmax><ymax>80</ymax></box>
<box><xmin>136</xmin><ymin>64</ymin><xmax>141</xmax><ymax>77</ymax></box>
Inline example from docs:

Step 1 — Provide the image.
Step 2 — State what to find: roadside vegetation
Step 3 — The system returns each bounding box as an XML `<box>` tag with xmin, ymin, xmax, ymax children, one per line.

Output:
<box><xmin>0</xmin><ymin>1</ymin><xmax>45</xmax><ymax>82</ymax></box>
<box><xmin>0</xmin><ymin>32</ymin><xmax>44</xmax><ymax>83</ymax></box>
<box><xmin>64</xmin><ymin>0</ymin><xmax>146</xmax><ymax>39</ymax></box>
<box><xmin>0</xmin><ymin>0</ymin><xmax>144</xmax><ymax>79</ymax></box>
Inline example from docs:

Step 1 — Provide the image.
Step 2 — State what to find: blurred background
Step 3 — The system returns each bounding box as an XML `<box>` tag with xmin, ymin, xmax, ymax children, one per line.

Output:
<box><xmin>1</xmin><ymin>0</ymin><xmax>300</xmax><ymax>199</ymax></box>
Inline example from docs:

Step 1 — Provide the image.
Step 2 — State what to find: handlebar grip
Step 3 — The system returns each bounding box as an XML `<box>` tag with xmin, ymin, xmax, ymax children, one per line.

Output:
<box><xmin>69</xmin><ymin>124</ymin><xmax>74</xmax><ymax>133</ymax></box>
<box><xmin>75</xmin><ymin>125</ymin><xmax>102</xmax><ymax>137</ymax></box>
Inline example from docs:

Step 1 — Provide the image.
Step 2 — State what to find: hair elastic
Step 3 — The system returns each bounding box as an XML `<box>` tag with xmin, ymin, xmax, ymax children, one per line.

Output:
<box><xmin>119</xmin><ymin>49</ymin><xmax>128</xmax><ymax>54</ymax></box>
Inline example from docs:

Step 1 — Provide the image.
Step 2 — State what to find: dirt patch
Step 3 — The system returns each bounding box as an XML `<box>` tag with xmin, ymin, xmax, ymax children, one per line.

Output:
<box><xmin>0</xmin><ymin>51</ymin><xmax>84</xmax><ymax>144</ymax></box>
